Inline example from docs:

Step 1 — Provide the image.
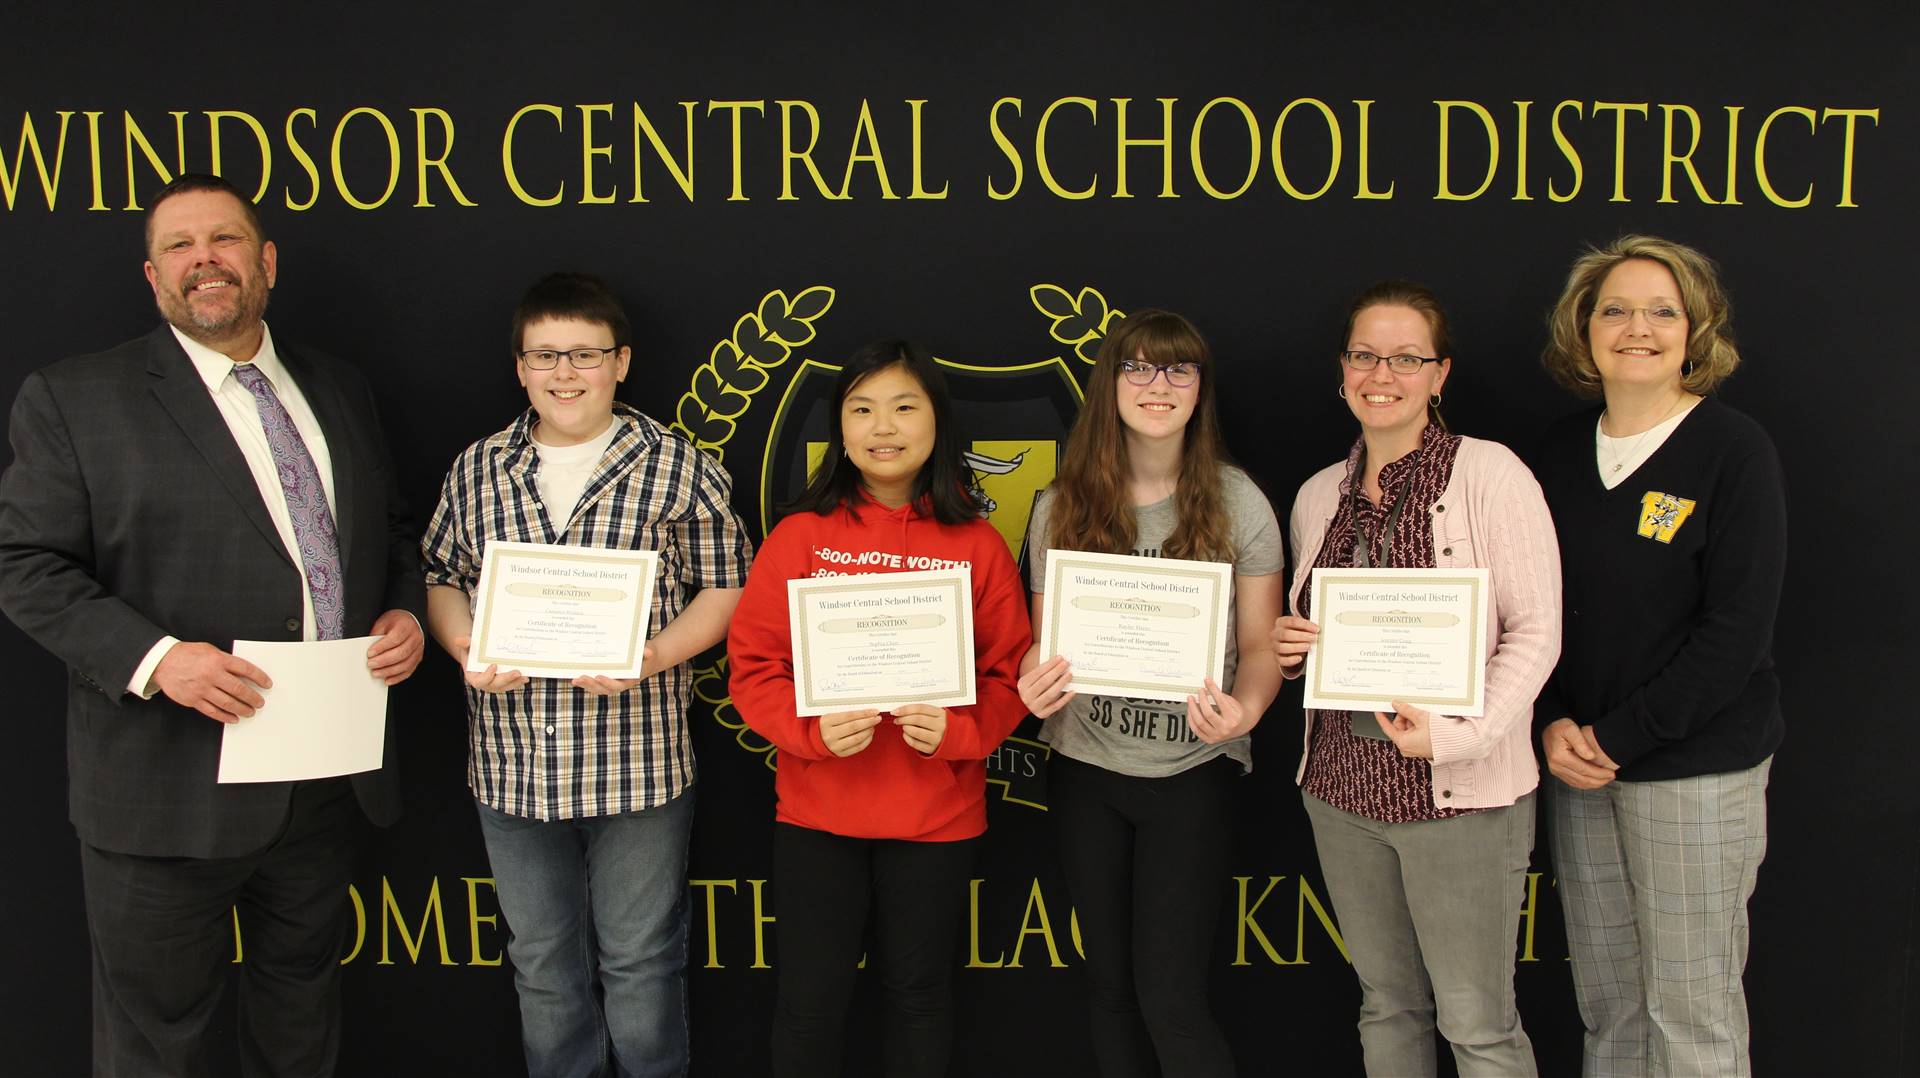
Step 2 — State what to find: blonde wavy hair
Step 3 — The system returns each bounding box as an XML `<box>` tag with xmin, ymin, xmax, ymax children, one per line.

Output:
<box><xmin>1542</xmin><ymin>234</ymin><xmax>1741</xmax><ymax>399</ymax></box>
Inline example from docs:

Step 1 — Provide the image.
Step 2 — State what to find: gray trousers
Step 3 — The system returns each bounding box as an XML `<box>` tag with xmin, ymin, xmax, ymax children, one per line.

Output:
<box><xmin>1549</xmin><ymin>759</ymin><xmax>1771</xmax><ymax>1078</ymax></box>
<box><xmin>1303</xmin><ymin>790</ymin><xmax>1539</xmax><ymax>1078</ymax></box>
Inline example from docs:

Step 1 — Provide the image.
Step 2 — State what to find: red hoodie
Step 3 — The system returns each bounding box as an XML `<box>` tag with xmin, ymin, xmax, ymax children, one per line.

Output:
<box><xmin>727</xmin><ymin>495</ymin><xmax>1031</xmax><ymax>841</ymax></box>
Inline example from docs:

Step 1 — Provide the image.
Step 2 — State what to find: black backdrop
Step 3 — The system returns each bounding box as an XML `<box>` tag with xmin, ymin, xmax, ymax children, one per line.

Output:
<box><xmin>4</xmin><ymin>4</ymin><xmax>1916</xmax><ymax>1075</ymax></box>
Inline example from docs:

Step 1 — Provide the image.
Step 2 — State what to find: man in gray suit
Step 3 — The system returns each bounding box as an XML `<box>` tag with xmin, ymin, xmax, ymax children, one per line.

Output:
<box><xmin>0</xmin><ymin>173</ymin><xmax>426</xmax><ymax>1076</ymax></box>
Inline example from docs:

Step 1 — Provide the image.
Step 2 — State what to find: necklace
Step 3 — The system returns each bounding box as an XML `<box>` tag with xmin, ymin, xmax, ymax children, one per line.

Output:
<box><xmin>1598</xmin><ymin>395</ymin><xmax>1687</xmax><ymax>475</ymax></box>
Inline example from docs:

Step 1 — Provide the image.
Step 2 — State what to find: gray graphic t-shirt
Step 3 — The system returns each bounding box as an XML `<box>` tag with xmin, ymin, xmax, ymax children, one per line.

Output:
<box><xmin>1027</xmin><ymin>467</ymin><xmax>1282</xmax><ymax>777</ymax></box>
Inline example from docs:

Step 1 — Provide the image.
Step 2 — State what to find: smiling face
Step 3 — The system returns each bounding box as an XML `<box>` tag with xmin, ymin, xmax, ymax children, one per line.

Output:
<box><xmin>143</xmin><ymin>189</ymin><xmax>277</xmax><ymax>358</ymax></box>
<box><xmin>515</xmin><ymin>317</ymin><xmax>630</xmax><ymax>446</ymax></box>
<box><xmin>1114</xmin><ymin>348</ymin><xmax>1200</xmax><ymax>445</ymax></box>
<box><xmin>1342</xmin><ymin>303</ymin><xmax>1449</xmax><ymax>441</ymax></box>
<box><xmin>1587</xmin><ymin>258</ymin><xmax>1690</xmax><ymax>395</ymax></box>
<box><xmin>840</xmin><ymin>361</ymin><xmax>935</xmax><ymax>507</ymax></box>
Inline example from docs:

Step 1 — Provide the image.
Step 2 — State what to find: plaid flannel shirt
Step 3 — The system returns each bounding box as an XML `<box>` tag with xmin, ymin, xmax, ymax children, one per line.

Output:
<box><xmin>421</xmin><ymin>403</ymin><xmax>752</xmax><ymax>820</ymax></box>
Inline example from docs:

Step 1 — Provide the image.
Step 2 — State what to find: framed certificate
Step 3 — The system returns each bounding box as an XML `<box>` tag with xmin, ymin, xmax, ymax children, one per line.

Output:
<box><xmin>1038</xmin><ymin>549</ymin><xmax>1234</xmax><ymax>703</ymax></box>
<box><xmin>466</xmin><ymin>540</ymin><xmax>659</xmax><ymax>680</ymax></box>
<box><xmin>787</xmin><ymin>567</ymin><xmax>976</xmax><ymax>716</ymax></box>
<box><xmin>1301</xmin><ymin>567</ymin><xmax>1489</xmax><ymax>715</ymax></box>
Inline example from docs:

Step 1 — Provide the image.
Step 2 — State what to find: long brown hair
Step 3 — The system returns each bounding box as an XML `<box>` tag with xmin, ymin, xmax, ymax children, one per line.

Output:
<box><xmin>1045</xmin><ymin>309</ymin><xmax>1237</xmax><ymax>561</ymax></box>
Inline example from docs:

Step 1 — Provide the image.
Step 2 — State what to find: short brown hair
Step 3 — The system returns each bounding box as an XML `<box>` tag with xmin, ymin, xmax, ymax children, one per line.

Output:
<box><xmin>144</xmin><ymin>173</ymin><xmax>265</xmax><ymax>254</ymax></box>
<box><xmin>1542</xmin><ymin>235</ymin><xmax>1740</xmax><ymax>398</ymax></box>
<box><xmin>1343</xmin><ymin>279</ymin><xmax>1454</xmax><ymax>430</ymax></box>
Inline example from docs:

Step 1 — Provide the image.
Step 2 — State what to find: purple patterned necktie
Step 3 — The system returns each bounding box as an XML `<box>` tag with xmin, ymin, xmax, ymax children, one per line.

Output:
<box><xmin>233</xmin><ymin>364</ymin><xmax>344</xmax><ymax>639</ymax></box>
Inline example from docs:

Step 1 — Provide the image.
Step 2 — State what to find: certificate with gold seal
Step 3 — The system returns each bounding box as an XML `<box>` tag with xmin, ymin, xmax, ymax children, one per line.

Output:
<box><xmin>787</xmin><ymin>567</ymin><xmax>976</xmax><ymax>716</ymax></box>
<box><xmin>466</xmin><ymin>541</ymin><xmax>659</xmax><ymax>680</ymax></box>
<box><xmin>1039</xmin><ymin>549</ymin><xmax>1234</xmax><ymax>703</ymax></box>
<box><xmin>1301</xmin><ymin>567</ymin><xmax>1488</xmax><ymax>715</ymax></box>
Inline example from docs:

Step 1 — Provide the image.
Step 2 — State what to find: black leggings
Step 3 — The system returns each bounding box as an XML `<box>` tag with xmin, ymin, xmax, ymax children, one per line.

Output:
<box><xmin>770</xmin><ymin>823</ymin><xmax>980</xmax><ymax>1078</ymax></box>
<box><xmin>1050</xmin><ymin>754</ymin><xmax>1238</xmax><ymax>1078</ymax></box>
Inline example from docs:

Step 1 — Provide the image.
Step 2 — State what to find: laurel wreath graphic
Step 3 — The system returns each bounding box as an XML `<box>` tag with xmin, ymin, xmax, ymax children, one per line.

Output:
<box><xmin>681</xmin><ymin>284</ymin><xmax>1115</xmax><ymax>775</ymax></box>
<box><xmin>1028</xmin><ymin>284</ymin><xmax>1123</xmax><ymax>365</ymax></box>
<box><xmin>667</xmin><ymin>286</ymin><xmax>836</xmax><ymax>460</ymax></box>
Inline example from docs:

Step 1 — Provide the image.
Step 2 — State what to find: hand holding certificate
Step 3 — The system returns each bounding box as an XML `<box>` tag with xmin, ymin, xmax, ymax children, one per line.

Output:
<box><xmin>467</xmin><ymin>540</ymin><xmax>659</xmax><ymax>680</ymax></box>
<box><xmin>1301</xmin><ymin>567</ymin><xmax>1488</xmax><ymax>715</ymax></box>
<box><xmin>1038</xmin><ymin>549</ymin><xmax>1233</xmax><ymax>703</ymax></box>
<box><xmin>787</xmin><ymin>567</ymin><xmax>976</xmax><ymax>716</ymax></box>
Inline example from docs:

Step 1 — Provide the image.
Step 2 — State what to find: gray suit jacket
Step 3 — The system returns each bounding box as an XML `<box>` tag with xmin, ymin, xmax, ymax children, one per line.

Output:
<box><xmin>0</xmin><ymin>324</ymin><xmax>425</xmax><ymax>857</ymax></box>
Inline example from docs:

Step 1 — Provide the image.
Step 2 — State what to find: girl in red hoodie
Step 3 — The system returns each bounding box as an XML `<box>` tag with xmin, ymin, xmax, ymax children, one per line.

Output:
<box><xmin>727</xmin><ymin>339</ymin><xmax>1030</xmax><ymax>1077</ymax></box>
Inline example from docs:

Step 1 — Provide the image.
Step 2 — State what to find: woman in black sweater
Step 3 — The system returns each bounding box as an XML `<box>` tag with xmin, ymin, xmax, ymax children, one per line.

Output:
<box><xmin>1533</xmin><ymin>235</ymin><xmax>1786</xmax><ymax>1077</ymax></box>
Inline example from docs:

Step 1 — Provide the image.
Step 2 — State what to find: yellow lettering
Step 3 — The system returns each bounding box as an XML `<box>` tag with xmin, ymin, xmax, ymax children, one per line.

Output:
<box><xmin>330</xmin><ymin>107</ymin><xmax>401</xmax><ymax>211</ymax></box>
<box><xmin>463</xmin><ymin>877</ymin><xmax>503</xmax><ymax>967</ymax></box>
<box><xmin>1512</xmin><ymin>100</ymin><xmax>1533</xmax><ymax>201</ymax></box>
<box><xmin>906</xmin><ymin>99</ymin><xmax>947</xmax><ymax>199</ymax></box>
<box><xmin>502</xmin><ymin>103</ymin><xmax>565</xmax><ymax>207</ymax></box>
<box><xmin>379</xmin><ymin>877</ymin><xmax>453</xmax><ymax>966</ymax></box>
<box><xmin>84</xmin><ymin>110</ymin><xmax>107</xmax><ymax>211</ymax></box>
<box><xmin>1036</xmin><ymin>97</ymin><xmax>1098</xmax><ymax>200</ymax></box>
<box><xmin>0</xmin><ymin>111</ymin><xmax>74</xmax><ymax>211</ymax></box>
<box><xmin>1592</xmin><ymin>101</ymin><xmax>1650</xmax><ymax>202</ymax></box>
<box><xmin>578</xmin><ymin>103</ymin><xmax>616</xmax><ymax>205</ymax></box>
<box><xmin>777</xmin><ymin>100</ymin><xmax>841</xmax><ymax>201</ymax></box>
<box><xmin>1111</xmin><ymin>96</ymin><xmax>1177</xmax><ymax>199</ymax></box>
<box><xmin>340</xmin><ymin>883</ymin><xmax>366</xmax><ymax>964</ymax></box>
<box><xmin>689</xmin><ymin>879</ymin><xmax>737</xmax><ymax>969</ymax></box>
<box><xmin>967</xmin><ymin>878</ymin><xmax>1005</xmax><ymax>968</ymax></box>
<box><xmin>1516</xmin><ymin>872</ymin><xmax>1543</xmax><ymax>962</ymax></box>
<box><xmin>630</xmin><ymin>102</ymin><xmax>697</xmax><ymax>203</ymax></box>
<box><xmin>206</xmin><ymin>111</ymin><xmax>271</xmax><ymax>203</ymax></box>
<box><xmin>121</xmin><ymin>110</ymin><xmax>187</xmax><ymax>210</ymax></box>
<box><xmin>1233</xmin><ymin>875</ymin><xmax>1285</xmax><ymax>965</ymax></box>
<box><xmin>1722</xmin><ymin>106</ymin><xmax>1744</xmax><ymax>206</ymax></box>
<box><xmin>1755</xmin><ymin>105</ymin><xmax>1816</xmax><ymax>208</ymax></box>
<box><xmin>1659</xmin><ymin>104</ymin><xmax>1716</xmax><ymax>204</ymax></box>
<box><xmin>706</xmin><ymin>100</ymin><xmax>765</xmax><ymax>202</ymax></box>
<box><xmin>746</xmin><ymin>879</ymin><xmax>775</xmax><ymax>969</ymax></box>
<box><xmin>838</xmin><ymin>98</ymin><xmax>898</xmax><ymax>200</ymax></box>
<box><xmin>1008</xmin><ymin>878</ymin><xmax>1065</xmax><ymax>968</ymax></box>
<box><xmin>1189</xmin><ymin>97</ymin><xmax>1259</xmax><ymax>200</ymax></box>
<box><xmin>1435</xmin><ymin>100</ymin><xmax>1498</xmax><ymax>201</ymax></box>
<box><xmin>1822</xmin><ymin>107</ymin><xmax>1879</xmax><ymax>208</ymax></box>
<box><xmin>1294</xmin><ymin>877</ymin><xmax>1347</xmax><ymax>963</ymax></box>
<box><xmin>284</xmin><ymin>109</ymin><xmax>321</xmax><ymax>212</ymax></box>
<box><xmin>986</xmin><ymin>97</ymin><xmax>1023</xmax><ymax>200</ymax></box>
<box><xmin>1354</xmin><ymin>99</ymin><xmax>1394</xmax><ymax>200</ymax></box>
<box><xmin>1271</xmin><ymin>97</ymin><xmax>1340</xmax><ymax>201</ymax></box>
<box><xmin>231</xmin><ymin>905</ymin><xmax>244</xmax><ymax>964</ymax></box>
<box><xmin>1548</xmin><ymin>100</ymin><xmax>1584</xmax><ymax>203</ymax></box>
<box><xmin>411</xmin><ymin>107</ymin><xmax>476</xmax><ymax>208</ymax></box>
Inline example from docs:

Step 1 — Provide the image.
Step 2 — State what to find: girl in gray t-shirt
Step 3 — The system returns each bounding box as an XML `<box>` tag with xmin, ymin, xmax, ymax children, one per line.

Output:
<box><xmin>1016</xmin><ymin>308</ymin><xmax>1282</xmax><ymax>1076</ymax></box>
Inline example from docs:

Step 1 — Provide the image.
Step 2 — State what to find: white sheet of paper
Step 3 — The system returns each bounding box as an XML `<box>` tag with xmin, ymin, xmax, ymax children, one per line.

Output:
<box><xmin>786</xmin><ymin>567</ymin><xmax>976</xmax><ymax>716</ymax></box>
<box><xmin>1039</xmin><ymin>549</ymin><xmax>1234</xmax><ymax>703</ymax></box>
<box><xmin>1301</xmin><ymin>568</ymin><xmax>1489</xmax><ymax>716</ymax></box>
<box><xmin>217</xmin><ymin>636</ymin><xmax>389</xmax><ymax>783</ymax></box>
<box><xmin>466</xmin><ymin>540</ymin><xmax>659</xmax><ymax>680</ymax></box>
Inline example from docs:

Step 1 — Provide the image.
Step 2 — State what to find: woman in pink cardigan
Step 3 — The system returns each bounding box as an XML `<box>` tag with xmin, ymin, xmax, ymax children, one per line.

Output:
<box><xmin>1271</xmin><ymin>281</ymin><xmax>1561</xmax><ymax>1077</ymax></box>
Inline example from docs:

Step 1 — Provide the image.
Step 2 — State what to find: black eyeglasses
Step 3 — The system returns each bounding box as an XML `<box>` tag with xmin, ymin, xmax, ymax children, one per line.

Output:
<box><xmin>518</xmin><ymin>347</ymin><xmax>620</xmax><ymax>370</ymax></box>
<box><xmin>1340</xmin><ymin>351</ymin><xmax>1441</xmax><ymax>374</ymax></box>
<box><xmin>1118</xmin><ymin>359</ymin><xmax>1200</xmax><ymax>387</ymax></box>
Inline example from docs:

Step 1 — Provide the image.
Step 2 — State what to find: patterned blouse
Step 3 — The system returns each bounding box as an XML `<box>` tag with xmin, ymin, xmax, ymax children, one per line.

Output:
<box><xmin>1301</xmin><ymin>424</ymin><xmax>1477</xmax><ymax>823</ymax></box>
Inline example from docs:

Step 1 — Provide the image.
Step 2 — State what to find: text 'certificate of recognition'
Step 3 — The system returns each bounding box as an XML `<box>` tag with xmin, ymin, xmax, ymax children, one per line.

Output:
<box><xmin>1302</xmin><ymin>567</ymin><xmax>1489</xmax><ymax>715</ymax></box>
<box><xmin>467</xmin><ymin>540</ymin><xmax>659</xmax><ymax>680</ymax></box>
<box><xmin>787</xmin><ymin>567</ymin><xmax>975</xmax><ymax>716</ymax></box>
<box><xmin>1040</xmin><ymin>549</ymin><xmax>1233</xmax><ymax>703</ymax></box>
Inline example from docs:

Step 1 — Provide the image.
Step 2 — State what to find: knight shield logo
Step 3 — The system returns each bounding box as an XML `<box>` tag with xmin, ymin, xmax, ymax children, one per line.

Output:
<box><xmin>1636</xmin><ymin>491</ymin><xmax>1698</xmax><ymax>543</ymax></box>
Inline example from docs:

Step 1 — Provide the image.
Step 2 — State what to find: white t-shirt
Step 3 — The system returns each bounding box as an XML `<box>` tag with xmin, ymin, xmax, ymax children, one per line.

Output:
<box><xmin>1595</xmin><ymin>401</ymin><xmax>1700</xmax><ymax>489</ymax></box>
<box><xmin>532</xmin><ymin>420</ymin><xmax>620</xmax><ymax>525</ymax></box>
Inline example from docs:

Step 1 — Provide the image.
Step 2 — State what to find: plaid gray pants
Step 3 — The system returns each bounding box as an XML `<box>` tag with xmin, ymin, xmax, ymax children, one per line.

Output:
<box><xmin>1549</xmin><ymin>759</ymin><xmax>1772</xmax><ymax>1077</ymax></box>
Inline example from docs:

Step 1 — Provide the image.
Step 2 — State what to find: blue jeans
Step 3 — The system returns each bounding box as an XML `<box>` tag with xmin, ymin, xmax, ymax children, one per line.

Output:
<box><xmin>476</xmin><ymin>787</ymin><xmax>695</xmax><ymax>1078</ymax></box>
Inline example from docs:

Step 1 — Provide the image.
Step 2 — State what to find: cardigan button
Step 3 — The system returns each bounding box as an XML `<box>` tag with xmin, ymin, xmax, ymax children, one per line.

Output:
<box><xmin>1442</xmin><ymin>547</ymin><xmax>1453</xmax><ymax>557</ymax></box>
<box><xmin>1434</xmin><ymin>504</ymin><xmax>1446</xmax><ymax>513</ymax></box>
<box><xmin>1441</xmin><ymin>789</ymin><xmax>1452</xmax><ymax>798</ymax></box>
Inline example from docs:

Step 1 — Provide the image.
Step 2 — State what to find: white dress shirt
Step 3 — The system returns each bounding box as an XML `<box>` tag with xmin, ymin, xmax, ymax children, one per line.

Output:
<box><xmin>128</xmin><ymin>322</ymin><xmax>337</xmax><ymax>695</ymax></box>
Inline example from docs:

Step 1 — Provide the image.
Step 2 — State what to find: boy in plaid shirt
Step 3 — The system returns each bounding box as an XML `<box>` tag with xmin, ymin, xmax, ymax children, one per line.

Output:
<box><xmin>421</xmin><ymin>273</ymin><xmax>751</xmax><ymax>1077</ymax></box>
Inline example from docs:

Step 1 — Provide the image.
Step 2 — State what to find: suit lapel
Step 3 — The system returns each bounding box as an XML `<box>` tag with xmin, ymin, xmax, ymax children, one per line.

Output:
<box><xmin>144</xmin><ymin>327</ymin><xmax>290</xmax><ymax>565</ymax></box>
<box><xmin>278</xmin><ymin>343</ymin><xmax>359</xmax><ymax>582</ymax></box>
